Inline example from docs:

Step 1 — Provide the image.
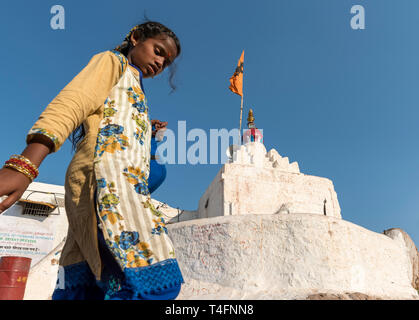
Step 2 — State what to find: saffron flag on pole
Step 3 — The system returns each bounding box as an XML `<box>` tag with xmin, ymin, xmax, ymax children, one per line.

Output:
<box><xmin>229</xmin><ymin>50</ymin><xmax>244</xmax><ymax>96</ymax></box>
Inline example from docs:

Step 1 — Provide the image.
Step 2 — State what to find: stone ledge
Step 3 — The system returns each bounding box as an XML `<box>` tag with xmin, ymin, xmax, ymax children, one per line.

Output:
<box><xmin>168</xmin><ymin>213</ymin><xmax>419</xmax><ymax>300</ymax></box>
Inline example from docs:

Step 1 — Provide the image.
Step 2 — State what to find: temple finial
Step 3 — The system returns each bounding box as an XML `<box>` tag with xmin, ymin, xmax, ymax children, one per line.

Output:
<box><xmin>247</xmin><ymin>109</ymin><xmax>255</xmax><ymax>127</ymax></box>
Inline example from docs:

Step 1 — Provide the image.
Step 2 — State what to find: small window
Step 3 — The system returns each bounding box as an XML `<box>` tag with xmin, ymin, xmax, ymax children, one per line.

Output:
<box><xmin>18</xmin><ymin>190</ymin><xmax>61</xmax><ymax>216</ymax></box>
<box><xmin>19</xmin><ymin>199</ymin><xmax>57</xmax><ymax>216</ymax></box>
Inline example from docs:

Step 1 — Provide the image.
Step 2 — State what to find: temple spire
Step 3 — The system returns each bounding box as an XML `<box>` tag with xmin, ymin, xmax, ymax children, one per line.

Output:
<box><xmin>242</xmin><ymin>108</ymin><xmax>263</xmax><ymax>144</ymax></box>
<box><xmin>247</xmin><ymin>109</ymin><xmax>255</xmax><ymax>128</ymax></box>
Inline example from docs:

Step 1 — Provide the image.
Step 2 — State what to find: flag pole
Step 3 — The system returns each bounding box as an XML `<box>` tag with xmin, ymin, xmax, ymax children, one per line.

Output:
<box><xmin>229</xmin><ymin>50</ymin><xmax>244</xmax><ymax>145</ymax></box>
<box><xmin>239</xmin><ymin>94</ymin><xmax>243</xmax><ymax>145</ymax></box>
<box><xmin>239</xmin><ymin>50</ymin><xmax>244</xmax><ymax>145</ymax></box>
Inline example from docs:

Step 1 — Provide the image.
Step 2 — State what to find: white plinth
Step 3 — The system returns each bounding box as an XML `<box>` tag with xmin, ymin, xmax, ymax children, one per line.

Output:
<box><xmin>168</xmin><ymin>214</ymin><xmax>418</xmax><ymax>300</ymax></box>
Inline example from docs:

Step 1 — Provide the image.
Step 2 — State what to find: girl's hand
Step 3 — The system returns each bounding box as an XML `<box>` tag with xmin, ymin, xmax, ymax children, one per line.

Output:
<box><xmin>0</xmin><ymin>167</ymin><xmax>32</xmax><ymax>214</ymax></box>
<box><xmin>151</xmin><ymin>119</ymin><xmax>168</xmax><ymax>137</ymax></box>
<box><xmin>0</xmin><ymin>142</ymin><xmax>51</xmax><ymax>214</ymax></box>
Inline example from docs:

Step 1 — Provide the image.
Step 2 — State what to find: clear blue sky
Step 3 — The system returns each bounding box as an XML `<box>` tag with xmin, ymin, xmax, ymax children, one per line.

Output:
<box><xmin>0</xmin><ymin>1</ymin><xmax>418</xmax><ymax>245</ymax></box>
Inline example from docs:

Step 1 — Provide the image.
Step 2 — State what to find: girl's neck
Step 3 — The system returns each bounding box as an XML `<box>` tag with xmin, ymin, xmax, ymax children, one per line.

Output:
<box><xmin>128</xmin><ymin>63</ymin><xmax>145</xmax><ymax>93</ymax></box>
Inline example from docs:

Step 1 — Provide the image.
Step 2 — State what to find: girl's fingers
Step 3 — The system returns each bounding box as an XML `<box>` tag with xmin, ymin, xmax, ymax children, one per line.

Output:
<box><xmin>155</xmin><ymin>123</ymin><xmax>168</xmax><ymax>131</ymax></box>
<box><xmin>0</xmin><ymin>192</ymin><xmax>19</xmax><ymax>214</ymax></box>
<box><xmin>152</xmin><ymin>120</ymin><xmax>168</xmax><ymax>128</ymax></box>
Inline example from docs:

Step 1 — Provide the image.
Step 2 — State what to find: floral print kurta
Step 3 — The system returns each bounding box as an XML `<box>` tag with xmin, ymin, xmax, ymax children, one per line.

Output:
<box><xmin>26</xmin><ymin>51</ymin><xmax>184</xmax><ymax>295</ymax></box>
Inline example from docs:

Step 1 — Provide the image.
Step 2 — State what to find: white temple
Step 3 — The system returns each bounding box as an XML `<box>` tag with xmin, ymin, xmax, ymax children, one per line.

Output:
<box><xmin>4</xmin><ymin>110</ymin><xmax>418</xmax><ymax>300</ymax></box>
<box><xmin>163</xmin><ymin>110</ymin><xmax>419</xmax><ymax>300</ymax></box>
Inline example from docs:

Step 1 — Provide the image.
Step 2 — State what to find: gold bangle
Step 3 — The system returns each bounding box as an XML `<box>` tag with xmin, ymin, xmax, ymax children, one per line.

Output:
<box><xmin>4</xmin><ymin>163</ymin><xmax>34</xmax><ymax>181</ymax></box>
<box><xmin>4</xmin><ymin>163</ymin><xmax>34</xmax><ymax>180</ymax></box>
<box><xmin>4</xmin><ymin>163</ymin><xmax>34</xmax><ymax>182</ymax></box>
<box><xmin>10</xmin><ymin>155</ymin><xmax>39</xmax><ymax>176</ymax></box>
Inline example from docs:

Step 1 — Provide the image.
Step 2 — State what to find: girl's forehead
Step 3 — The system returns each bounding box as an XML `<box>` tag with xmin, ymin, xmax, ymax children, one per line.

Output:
<box><xmin>149</xmin><ymin>36</ymin><xmax>178</xmax><ymax>60</ymax></box>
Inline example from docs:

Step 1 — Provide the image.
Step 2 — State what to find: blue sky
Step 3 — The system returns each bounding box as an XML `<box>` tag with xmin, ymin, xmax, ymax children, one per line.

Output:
<box><xmin>0</xmin><ymin>0</ymin><xmax>418</xmax><ymax>245</ymax></box>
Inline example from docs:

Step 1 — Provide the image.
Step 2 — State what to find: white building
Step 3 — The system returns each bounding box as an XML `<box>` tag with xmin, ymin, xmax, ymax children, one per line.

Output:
<box><xmin>0</xmin><ymin>182</ymin><xmax>68</xmax><ymax>299</ymax></box>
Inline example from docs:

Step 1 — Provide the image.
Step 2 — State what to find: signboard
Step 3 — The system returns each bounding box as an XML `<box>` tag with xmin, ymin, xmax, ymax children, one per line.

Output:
<box><xmin>0</xmin><ymin>204</ymin><xmax>55</xmax><ymax>266</ymax></box>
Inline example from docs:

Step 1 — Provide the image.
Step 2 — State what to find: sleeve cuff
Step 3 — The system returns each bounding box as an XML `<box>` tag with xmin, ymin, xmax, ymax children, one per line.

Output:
<box><xmin>27</xmin><ymin>128</ymin><xmax>61</xmax><ymax>153</ymax></box>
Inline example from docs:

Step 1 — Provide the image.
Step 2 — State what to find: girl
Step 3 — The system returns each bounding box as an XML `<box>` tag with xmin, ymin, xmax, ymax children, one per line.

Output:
<box><xmin>0</xmin><ymin>21</ymin><xmax>184</xmax><ymax>300</ymax></box>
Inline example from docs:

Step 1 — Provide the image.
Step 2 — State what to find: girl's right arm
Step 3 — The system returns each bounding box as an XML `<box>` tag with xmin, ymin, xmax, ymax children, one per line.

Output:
<box><xmin>0</xmin><ymin>142</ymin><xmax>51</xmax><ymax>213</ymax></box>
<box><xmin>0</xmin><ymin>51</ymin><xmax>125</xmax><ymax>213</ymax></box>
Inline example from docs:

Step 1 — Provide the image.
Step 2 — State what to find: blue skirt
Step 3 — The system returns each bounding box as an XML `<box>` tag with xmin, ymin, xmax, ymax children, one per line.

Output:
<box><xmin>52</xmin><ymin>225</ymin><xmax>181</xmax><ymax>300</ymax></box>
<box><xmin>52</xmin><ymin>137</ymin><xmax>176</xmax><ymax>300</ymax></box>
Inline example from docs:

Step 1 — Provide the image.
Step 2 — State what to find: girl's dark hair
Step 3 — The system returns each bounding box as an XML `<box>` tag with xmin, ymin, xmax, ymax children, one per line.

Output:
<box><xmin>69</xmin><ymin>124</ymin><xmax>85</xmax><ymax>152</ymax></box>
<box><xmin>69</xmin><ymin>21</ymin><xmax>181</xmax><ymax>151</ymax></box>
<box><xmin>114</xmin><ymin>20</ymin><xmax>181</xmax><ymax>92</ymax></box>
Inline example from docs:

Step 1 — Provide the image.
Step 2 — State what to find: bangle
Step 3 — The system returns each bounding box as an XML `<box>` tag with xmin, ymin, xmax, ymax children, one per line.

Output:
<box><xmin>3</xmin><ymin>155</ymin><xmax>39</xmax><ymax>182</ymax></box>
<box><xmin>4</xmin><ymin>163</ymin><xmax>35</xmax><ymax>182</ymax></box>
<box><xmin>10</xmin><ymin>155</ymin><xmax>39</xmax><ymax>176</ymax></box>
<box><xmin>5</xmin><ymin>159</ymin><xmax>37</xmax><ymax>178</ymax></box>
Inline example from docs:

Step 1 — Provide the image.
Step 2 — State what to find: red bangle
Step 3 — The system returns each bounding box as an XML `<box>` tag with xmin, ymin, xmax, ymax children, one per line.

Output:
<box><xmin>5</xmin><ymin>159</ymin><xmax>37</xmax><ymax>178</ymax></box>
<box><xmin>10</xmin><ymin>155</ymin><xmax>39</xmax><ymax>176</ymax></box>
<box><xmin>5</xmin><ymin>155</ymin><xmax>39</xmax><ymax>180</ymax></box>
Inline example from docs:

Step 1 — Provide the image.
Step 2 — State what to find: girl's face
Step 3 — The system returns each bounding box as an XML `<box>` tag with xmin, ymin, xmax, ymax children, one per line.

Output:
<box><xmin>128</xmin><ymin>34</ymin><xmax>178</xmax><ymax>79</ymax></box>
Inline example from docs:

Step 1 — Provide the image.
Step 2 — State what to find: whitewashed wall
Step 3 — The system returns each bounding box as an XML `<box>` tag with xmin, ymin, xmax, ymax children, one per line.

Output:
<box><xmin>0</xmin><ymin>182</ymin><xmax>69</xmax><ymax>300</ymax></box>
<box><xmin>197</xmin><ymin>144</ymin><xmax>341</xmax><ymax>220</ymax></box>
<box><xmin>169</xmin><ymin>214</ymin><xmax>418</xmax><ymax>300</ymax></box>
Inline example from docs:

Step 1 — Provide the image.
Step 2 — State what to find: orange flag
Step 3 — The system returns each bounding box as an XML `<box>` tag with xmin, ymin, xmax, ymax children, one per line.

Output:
<box><xmin>229</xmin><ymin>50</ymin><xmax>244</xmax><ymax>96</ymax></box>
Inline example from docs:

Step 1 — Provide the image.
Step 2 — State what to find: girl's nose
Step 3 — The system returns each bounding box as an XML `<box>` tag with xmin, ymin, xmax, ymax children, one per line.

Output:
<box><xmin>155</xmin><ymin>57</ymin><xmax>165</xmax><ymax>70</ymax></box>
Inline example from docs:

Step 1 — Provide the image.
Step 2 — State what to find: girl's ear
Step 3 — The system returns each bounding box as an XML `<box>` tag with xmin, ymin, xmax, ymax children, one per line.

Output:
<box><xmin>130</xmin><ymin>33</ymin><xmax>138</xmax><ymax>46</ymax></box>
